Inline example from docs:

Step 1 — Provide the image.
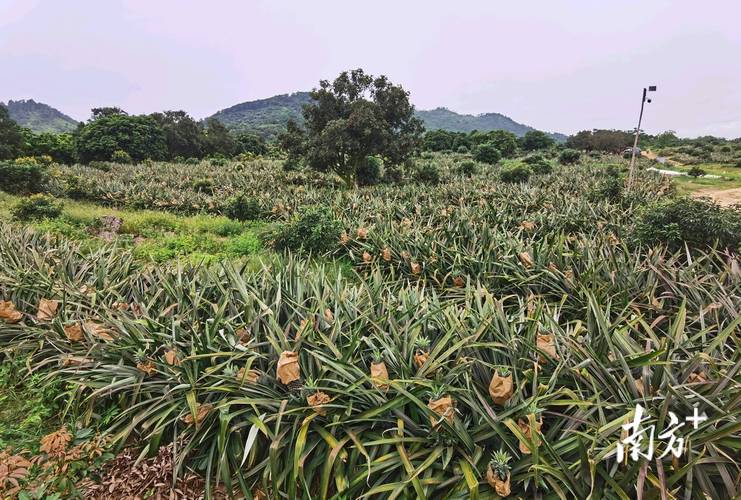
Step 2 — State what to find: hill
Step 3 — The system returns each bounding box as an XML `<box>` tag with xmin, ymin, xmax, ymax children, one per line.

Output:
<box><xmin>207</xmin><ymin>93</ymin><xmax>566</xmax><ymax>141</ymax></box>
<box><xmin>2</xmin><ymin>99</ymin><xmax>78</xmax><ymax>133</ymax></box>
<box><xmin>208</xmin><ymin>92</ymin><xmax>312</xmax><ymax>139</ymax></box>
<box><xmin>416</xmin><ymin>107</ymin><xmax>567</xmax><ymax>142</ymax></box>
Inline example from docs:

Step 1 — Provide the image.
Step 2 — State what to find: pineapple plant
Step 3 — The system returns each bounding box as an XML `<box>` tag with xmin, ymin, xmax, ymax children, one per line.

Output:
<box><xmin>486</xmin><ymin>449</ymin><xmax>512</xmax><ymax>496</ymax></box>
<box><xmin>413</xmin><ymin>336</ymin><xmax>431</xmax><ymax>369</ymax></box>
<box><xmin>427</xmin><ymin>386</ymin><xmax>454</xmax><ymax>429</ymax></box>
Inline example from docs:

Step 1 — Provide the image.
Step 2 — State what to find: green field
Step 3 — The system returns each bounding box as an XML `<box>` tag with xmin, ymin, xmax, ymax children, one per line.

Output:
<box><xmin>0</xmin><ymin>153</ymin><xmax>739</xmax><ymax>498</ymax></box>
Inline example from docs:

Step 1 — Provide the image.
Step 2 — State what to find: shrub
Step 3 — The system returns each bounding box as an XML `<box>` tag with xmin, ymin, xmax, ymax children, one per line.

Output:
<box><xmin>456</xmin><ymin>145</ymin><xmax>469</xmax><ymax>154</ymax></box>
<box><xmin>192</xmin><ymin>177</ymin><xmax>214</xmax><ymax>193</ymax></box>
<box><xmin>225</xmin><ymin>232</ymin><xmax>261</xmax><ymax>256</ymax></box>
<box><xmin>416</xmin><ymin>163</ymin><xmax>440</xmax><ymax>184</ymax></box>
<box><xmin>499</xmin><ymin>164</ymin><xmax>531</xmax><ymax>183</ymax></box>
<box><xmin>184</xmin><ymin>157</ymin><xmax>200</xmax><ymax>165</ymax></box>
<box><xmin>457</xmin><ymin>160</ymin><xmax>478</xmax><ymax>177</ymax></box>
<box><xmin>357</xmin><ymin>156</ymin><xmax>383</xmax><ymax>186</ymax></box>
<box><xmin>11</xmin><ymin>194</ymin><xmax>63</xmax><ymax>221</ymax></box>
<box><xmin>0</xmin><ymin>161</ymin><xmax>47</xmax><ymax>194</ymax></box>
<box><xmin>223</xmin><ymin>193</ymin><xmax>263</xmax><ymax>221</ymax></box>
<box><xmin>473</xmin><ymin>143</ymin><xmax>501</xmax><ymax>165</ymax></box>
<box><xmin>111</xmin><ymin>150</ymin><xmax>133</xmax><ymax>164</ymax></box>
<box><xmin>383</xmin><ymin>165</ymin><xmax>403</xmax><ymax>184</ymax></box>
<box><xmin>88</xmin><ymin>160</ymin><xmax>111</xmax><ymax>171</ymax></box>
<box><xmin>209</xmin><ymin>157</ymin><xmax>228</xmax><ymax>167</ymax></box>
<box><xmin>589</xmin><ymin>176</ymin><xmax>624</xmax><ymax>202</ymax></box>
<box><xmin>524</xmin><ymin>154</ymin><xmax>552</xmax><ymax>175</ymax></box>
<box><xmin>559</xmin><ymin>149</ymin><xmax>581</xmax><ymax>165</ymax></box>
<box><xmin>634</xmin><ymin>198</ymin><xmax>741</xmax><ymax>251</ymax></box>
<box><xmin>272</xmin><ymin>206</ymin><xmax>343</xmax><ymax>254</ymax></box>
<box><xmin>687</xmin><ymin>166</ymin><xmax>706</xmax><ymax>178</ymax></box>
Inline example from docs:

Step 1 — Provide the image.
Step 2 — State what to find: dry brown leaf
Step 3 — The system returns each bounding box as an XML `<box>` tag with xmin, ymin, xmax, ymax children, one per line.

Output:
<box><xmin>40</xmin><ymin>427</ymin><xmax>72</xmax><ymax>457</ymax></box>
<box><xmin>488</xmin><ymin>371</ymin><xmax>513</xmax><ymax>405</ymax></box>
<box><xmin>0</xmin><ymin>301</ymin><xmax>23</xmax><ymax>323</ymax></box>
<box><xmin>277</xmin><ymin>351</ymin><xmax>300</xmax><ymax>385</ymax></box>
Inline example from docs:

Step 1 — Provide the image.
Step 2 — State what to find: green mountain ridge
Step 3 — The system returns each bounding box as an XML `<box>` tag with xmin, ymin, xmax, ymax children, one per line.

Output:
<box><xmin>207</xmin><ymin>92</ymin><xmax>567</xmax><ymax>141</ymax></box>
<box><xmin>2</xmin><ymin>99</ymin><xmax>78</xmax><ymax>133</ymax></box>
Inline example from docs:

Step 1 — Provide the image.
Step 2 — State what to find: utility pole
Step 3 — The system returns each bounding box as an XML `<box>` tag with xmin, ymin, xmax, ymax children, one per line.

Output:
<box><xmin>627</xmin><ymin>85</ymin><xmax>657</xmax><ymax>190</ymax></box>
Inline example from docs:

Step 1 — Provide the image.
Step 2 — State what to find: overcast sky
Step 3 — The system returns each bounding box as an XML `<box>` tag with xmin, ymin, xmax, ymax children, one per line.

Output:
<box><xmin>2</xmin><ymin>0</ymin><xmax>739</xmax><ymax>138</ymax></box>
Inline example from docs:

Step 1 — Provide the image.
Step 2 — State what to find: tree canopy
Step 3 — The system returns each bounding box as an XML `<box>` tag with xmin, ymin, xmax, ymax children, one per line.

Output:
<box><xmin>280</xmin><ymin>69</ymin><xmax>424</xmax><ymax>187</ymax></box>
<box><xmin>0</xmin><ymin>105</ymin><xmax>25</xmax><ymax>160</ymax></box>
<box><xmin>76</xmin><ymin>112</ymin><xmax>167</xmax><ymax>163</ymax></box>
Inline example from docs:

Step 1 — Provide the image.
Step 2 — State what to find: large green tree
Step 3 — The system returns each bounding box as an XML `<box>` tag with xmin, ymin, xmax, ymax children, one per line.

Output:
<box><xmin>23</xmin><ymin>130</ymin><xmax>77</xmax><ymax>164</ymax></box>
<box><xmin>519</xmin><ymin>130</ymin><xmax>555</xmax><ymax>151</ymax></box>
<box><xmin>280</xmin><ymin>69</ymin><xmax>424</xmax><ymax>187</ymax></box>
<box><xmin>203</xmin><ymin>118</ymin><xmax>238</xmax><ymax>157</ymax></box>
<box><xmin>76</xmin><ymin>110</ymin><xmax>167</xmax><ymax>163</ymax></box>
<box><xmin>150</xmin><ymin>110</ymin><xmax>205</xmax><ymax>159</ymax></box>
<box><xmin>0</xmin><ymin>105</ymin><xmax>25</xmax><ymax>160</ymax></box>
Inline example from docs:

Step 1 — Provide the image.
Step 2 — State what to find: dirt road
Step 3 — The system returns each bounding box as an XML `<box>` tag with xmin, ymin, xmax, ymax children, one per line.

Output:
<box><xmin>692</xmin><ymin>187</ymin><xmax>741</xmax><ymax>207</ymax></box>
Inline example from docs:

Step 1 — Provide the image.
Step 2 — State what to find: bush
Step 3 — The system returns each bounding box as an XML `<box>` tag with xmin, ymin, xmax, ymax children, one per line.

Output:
<box><xmin>457</xmin><ymin>160</ymin><xmax>478</xmax><ymax>177</ymax></box>
<box><xmin>88</xmin><ymin>160</ymin><xmax>111</xmax><ymax>171</ymax></box>
<box><xmin>473</xmin><ymin>143</ymin><xmax>501</xmax><ymax>165</ymax></box>
<box><xmin>357</xmin><ymin>156</ymin><xmax>383</xmax><ymax>186</ymax></box>
<box><xmin>272</xmin><ymin>206</ymin><xmax>343</xmax><ymax>254</ymax></box>
<box><xmin>192</xmin><ymin>177</ymin><xmax>214</xmax><ymax>193</ymax></box>
<box><xmin>416</xmin><ymin>163</ymin><xmax>440</xmax><ymax>184</ymax></box>
<box><xmin>111</xmin><ymin>150</ymin><xmax>133</xmax><ymax>164</ymax></box>
<box><xmin>184</xmin><ymin>157</ymin><xmax>200</xmax><ymax>165</ymax></box>
<box><xmin>559</xmin><ymin>149</ymin><xmax>581</xmax><ymax>165</ymax></box>
<box><xmin>223</xmin><ymin>193</ymin><xmax>263</xmax><ymax>221</ymax></box>
<box><xmin>523</xmin><ymin>154</ymin><xmax>552</xmax><ymax>175</ymax></box>
<box><xmin>456</xmin><ymin>145</ymin><xmax>469</xmax><ymax>154</ymax></box>
<box><xmin>11</xmin><ymin>194</ymin><xmax>63</xmax><ymax>221</ymax></box>
<box><xmin>0</xmin><ymin>161</ymin><xmax>47</xmax><ymax>194</ymax></box>
<box><xmin>687</xmin><ymin>166</ymin><xmax>706</xmax><ymax>177</ymax></box>
<box><xmin>634</xmin><ymin>198</ymin><xmax>741</xmax><ymax>251</ymax></box>
<box><xmin>589</xmin><ymin>176</ymin><xmax>624</xmax><ymax>202</ymax></box>
<box><xmin>500</xmin><ymin>164</ymin><xmax>531</xmax><ymax>183</ymax></box>
<box><xmin>209</xmin><ymin>157</ymin><xmax>228</xmax><ymax>167</ymax></box>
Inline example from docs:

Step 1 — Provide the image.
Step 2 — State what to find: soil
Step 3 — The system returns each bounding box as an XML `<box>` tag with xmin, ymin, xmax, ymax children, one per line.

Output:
<box><xmin>692</xmin><ymin>187</ymin><xmax>741</xmax><ymax>207</ymax></box>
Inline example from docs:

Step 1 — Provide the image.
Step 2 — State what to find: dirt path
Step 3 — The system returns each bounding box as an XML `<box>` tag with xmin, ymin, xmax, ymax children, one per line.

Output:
<box><xmin>692</xmin><ymin>187</ymin><xmax>741</xmax><ymax>207</ymax></box>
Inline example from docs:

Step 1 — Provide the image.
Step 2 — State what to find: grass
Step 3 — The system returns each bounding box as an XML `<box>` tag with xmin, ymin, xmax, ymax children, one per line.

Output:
<box><xmin>650</xmin><ymin>163</ymin><xmax>741</xmax><ymax>194</ymax></box>
<box><xmin>0</xmin><ymin>192</ymin><xmax>271</xmax><ymax>263</ymax></box>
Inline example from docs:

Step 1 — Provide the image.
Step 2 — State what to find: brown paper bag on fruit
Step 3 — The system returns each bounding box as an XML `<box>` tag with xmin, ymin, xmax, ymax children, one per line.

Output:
<box><xmin>414</xmin><ymin>351</ymin><xmax>429</xmax><ymax>369</ymax></box>
<box><xmin>37</xmin><ymin>298</ymin><xmax>59</xmax><ymax>321</ymax></box>
<box><xmin>307</xmin><ymin>390</ymin><xmax>331</xmax><ymax>416</ymax></box>
<box><xmin>277</xmin><ymin>351</ymin><xmax>300</xmax><ymax>385</ymax></box>
<box><xmin>428</xmin><ymin>395</ymin><xmax>454</xmax><ymax>428</ymax></box>
<box><xmin>237</xmin><ymin>367</ymin><xmax>259</xmax><ymax>384</ymax></box>
<box><xmin>489</xmin><ymin>371</ymin><xmax>513</xmax><ymax>405</ymax></box>
<box><xmin>517</xmin><ymin>417</ymin><xmax>542</xmax><ymax>454</ymax></box>
<box><xmin>0</xmin><ymin>301</ymin><xmax>23</xmax><ymax>323</ymax></box>
<box><xmin>536</xmin><ymin>333</ymin><xmax>558</xmax><ymax>362</ymax></box>
<box><xmin>64</xmin><ymin>322</ymin><xmax>84</xmax><ymax>342</ymax></box>
<box><xmin>486</xmin><ymin>467</ymin><xmax>511</xmax><ymax>497</ymax></box>
<box><xmin>370</xmin><ymin>361</ymin><xmax>389</xmax><ymax>390</ymax></box>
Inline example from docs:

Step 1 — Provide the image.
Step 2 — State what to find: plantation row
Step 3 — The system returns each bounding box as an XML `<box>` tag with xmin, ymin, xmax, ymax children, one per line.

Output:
<box><xmin>0</xmin><ymin>214</ymin><xmax>738</xmax><ymax>498</ymax></box>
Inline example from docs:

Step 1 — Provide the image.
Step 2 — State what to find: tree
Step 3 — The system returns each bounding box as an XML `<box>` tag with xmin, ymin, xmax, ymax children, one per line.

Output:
<box><xmin>519</xmin><ymin>130</ymin><xmax>555</xmax><ymax>151</ymax></box>
<box><xmin>235</xmin><ymin>132</ymin><xmax>268</xmax><ymax>156</ymax></box>
<box><xmin>75</xmin><ymin>111</ymin><xmax>167</xmax><ymax>163</ymax></box>
<box><xmin>150</xmin><ymin>110</ymin><xmax>205</xmax><ymax>159</ymax></box>
<box><xmin>203</xmin><ymin>118</ymin><xmax>238</xmax><ymax>157</ymax></box>
<box><xmin>473</xmin><ymin>143</ymin><xmax>501</xmax><ymax>164</ymax></box>
<box><xmin>23</xmin><ymin>130</ymin><xmax>77</xmax><ymax>164</ymax></box>
<box><xmin>280</xmin><ymin>69</ymin><xmax>424</xmax><ymax>187</ymax></box>
<box><xmin>0</xmin><ymin>105</ymin><xmax>25</xmax><ymax>160</ymax></box>
<box><xmin>477</xmin><ymin>130</ymin><xmax>518</xmax><ymax>158</ymax></box>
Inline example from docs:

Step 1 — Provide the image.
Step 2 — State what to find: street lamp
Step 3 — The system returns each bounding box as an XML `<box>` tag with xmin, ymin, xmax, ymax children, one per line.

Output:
<box><xmin>627</xmin><ymin>85</ymin><xmax>657</xmax><ymax>189</ymax></box>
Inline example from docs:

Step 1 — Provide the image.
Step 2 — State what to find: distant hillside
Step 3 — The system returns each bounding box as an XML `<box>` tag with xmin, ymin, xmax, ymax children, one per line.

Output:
<box><xmin>2</xmin><ymin>99</ymin><xmax>78</xmax><ymax>133</ymax></box>
<box><xmin>417</xmin><ymin>107</ymin><xmax>566</xmax><ymax>142</ymax></box>
<box><xmin>207</xmin><ymin>93</ymin><xmax>566</xmax><ymax>142</ymax></box>
<box><xmin>208</xmin><ymin>92</ymin><xmax>312</xmax><ymax>139</ymax></box>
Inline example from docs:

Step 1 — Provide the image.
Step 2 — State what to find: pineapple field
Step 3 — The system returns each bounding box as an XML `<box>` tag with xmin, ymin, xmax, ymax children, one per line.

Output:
<box><xmin>0</xmin><ymin>154</ymin><xmax>740</xmax><ymax>498</ymax></box>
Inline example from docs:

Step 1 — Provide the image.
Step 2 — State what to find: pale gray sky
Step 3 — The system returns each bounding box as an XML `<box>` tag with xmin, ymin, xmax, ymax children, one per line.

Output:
<box><xmin>2</xmin><ymin>0</ymin><xmax>739</xmax><ymax>137</ymax></box>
